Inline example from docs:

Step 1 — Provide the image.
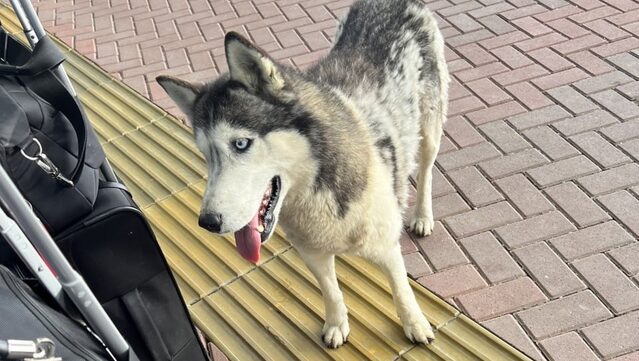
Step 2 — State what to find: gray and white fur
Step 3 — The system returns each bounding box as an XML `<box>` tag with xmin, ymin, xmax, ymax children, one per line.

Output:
<box><xmin>157</xmin><ymin>0</ymin><xmax>449</xmax><ymax>348</ymax></box>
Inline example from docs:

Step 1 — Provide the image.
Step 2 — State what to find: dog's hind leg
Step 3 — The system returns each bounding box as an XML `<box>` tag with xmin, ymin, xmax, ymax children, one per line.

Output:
<box><xmin>297</xmin><ymin>249</ymin><xmax>350</xmax><ymax>348</ymax></box>
<box><xmin>409</xmin><ymin>101</ymin><xmax>444</xmax><ymax>237</ymax></box>
<box><xmin>366</xmin><ymin>243</ymin><xmax>435</xmax><ymax>343</ymax></box>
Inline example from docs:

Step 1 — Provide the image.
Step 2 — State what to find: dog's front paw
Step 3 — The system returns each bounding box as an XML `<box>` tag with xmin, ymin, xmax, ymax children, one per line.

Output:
<box><xmin>409</xmin><ymin>215</ymin><xmax>435</xmax><ymax>237</ymax></box>
<box><xmin>322</xmin><ymin>319</ymin><xmax>350</xmax><ymax>349</ymax></box>
<box><xmin>403</xmin><ymin>314</ymin><xmax>435</xmax><ymax>344</ymax></box>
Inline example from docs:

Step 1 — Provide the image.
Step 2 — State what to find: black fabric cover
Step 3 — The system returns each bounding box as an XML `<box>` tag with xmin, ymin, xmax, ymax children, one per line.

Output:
<box><xmin>56</xmin><ymin>186</ymin><xmax>208</xmax><ymax>361</ymax></box>
<box><xmin>0</xmin><ymin>265</ymin><xmax>110</xmax><ymax>361</ymax></box>
<box><xmin>0</xmin><ymin>27</ymin><xmax>105</xmax><ymax>233</ymax></box>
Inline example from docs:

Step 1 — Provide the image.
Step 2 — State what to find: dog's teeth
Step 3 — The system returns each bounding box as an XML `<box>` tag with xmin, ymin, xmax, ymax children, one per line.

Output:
<box><xmin>257</xmin><ymin>225</ymin><xmax>265</xmax><ymax>233</ymax></box>
<box><xmin>259</xmin><ymin>209</ymin><xmax>266</xmax><ymax>215</ymax></box>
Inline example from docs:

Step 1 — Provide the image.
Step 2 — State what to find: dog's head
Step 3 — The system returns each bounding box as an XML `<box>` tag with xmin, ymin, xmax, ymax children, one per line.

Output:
<box><xmin>157</xmin><ymin>32</ymin><xmax>315</xmax><ymax>264</ymax></box>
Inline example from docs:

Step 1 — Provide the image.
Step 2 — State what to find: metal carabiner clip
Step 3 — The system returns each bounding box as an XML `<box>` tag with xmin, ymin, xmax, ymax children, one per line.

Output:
<box><xmin>20</xmin><ymin>138</ymin><xmax>74</xmax><ymax>187</ymax></box>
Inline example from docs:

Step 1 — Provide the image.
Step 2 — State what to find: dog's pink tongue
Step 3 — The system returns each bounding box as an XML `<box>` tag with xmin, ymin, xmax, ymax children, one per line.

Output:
<box><xmin>234</xmin><ymin>213</ymin><xmax>261</xmax><ymax>264</ymax></box>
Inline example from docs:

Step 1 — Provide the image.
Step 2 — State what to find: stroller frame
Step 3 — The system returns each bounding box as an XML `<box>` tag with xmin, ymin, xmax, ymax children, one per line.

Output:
<box><xmin>1</xmin><ymin>1</ymin><xmax>138</xmax><ymax>360</ymax></box>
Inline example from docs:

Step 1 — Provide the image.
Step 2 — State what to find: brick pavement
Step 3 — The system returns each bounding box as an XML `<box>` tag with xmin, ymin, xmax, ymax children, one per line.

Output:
<box><xmin>26</xmin><ymin>0</ymin><xmax>639</xmax><ymax>360</ymax></box>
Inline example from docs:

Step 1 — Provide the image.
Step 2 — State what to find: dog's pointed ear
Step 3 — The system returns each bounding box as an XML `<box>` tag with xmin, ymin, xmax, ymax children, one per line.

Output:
<box><xmin>225</xmin><ymin>31</ymin><xmax>286</xmax><ymax>96</ymax></box>
<box><xmin>156</xmin><ymin>75</ymin><xmax>200</xmax><ymax>127</ymax></box>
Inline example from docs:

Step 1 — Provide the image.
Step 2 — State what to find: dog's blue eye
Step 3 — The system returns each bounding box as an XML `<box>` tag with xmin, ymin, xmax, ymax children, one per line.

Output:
<box><xmin>233</xmin><ymin>138</ymin><xmax>252</xmax><ymax>152</ymax></box>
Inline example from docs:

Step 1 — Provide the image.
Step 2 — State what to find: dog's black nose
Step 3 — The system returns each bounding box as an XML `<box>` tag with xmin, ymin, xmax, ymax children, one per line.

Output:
<box><xmin>199</xmin><ymin>213</ymin><xmax>223</xmax><ymax>233</ymax></box>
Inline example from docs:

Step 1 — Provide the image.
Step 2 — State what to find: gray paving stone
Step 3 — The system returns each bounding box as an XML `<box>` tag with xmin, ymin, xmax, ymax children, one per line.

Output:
<box><xmin>582</xmin><ymin>311</ymin><xmax>639</xmax><ymax>359</ymax></box>
<box><xmin>517</xmin><ymin>291</ymin><xmax>612</xmax><ymax>339</ymax></box>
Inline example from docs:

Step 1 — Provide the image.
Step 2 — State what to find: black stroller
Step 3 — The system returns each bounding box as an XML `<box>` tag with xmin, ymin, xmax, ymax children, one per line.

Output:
<box><xmin>0</xmin><ymin>1</ymin><xmax>209</xmax><ymax>360</ymax></box>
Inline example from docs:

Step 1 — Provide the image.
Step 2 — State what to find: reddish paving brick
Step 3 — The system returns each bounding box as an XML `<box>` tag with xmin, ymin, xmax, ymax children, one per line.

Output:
<box><xmin>608</xmin><ymin>243</ymin><xmax>639</xmax><ymax>275</ymax></box>
<box><xmin>455</xmin><ymin>43</ymin><xmax>497</xmax><ymax>66</ymax></box>
<box><xmin>527</xmin><ymin>155</ymin><xmax>600</xmax><ymax>187</ymax></box>
<box><xmin>578</xmin><ymin>163</ymin><xmax>639</xmax><ymax>195</ymax></box>
<box><xmin>449</xmin><ymin>79</ymin><xmax>472</xmax><ymax>101</ymax></box>
<box><xmin>469</xmin><ymin>3</ymin><xmax>516</xmax><ymax>19</ymax></box>
<box><xmin>449</xmin><ymin>96</ymin><xmax>485</xmax><ymax>117</ymax></box>
<box><xmin>479</xmin><ymin>31</ymin><xmax>529</xmax><ymax>50</ymax></box>
<box><xmin>534</xmin><ymin>5</ymin><xmax>582</xmax><ymax>22</ymax></box>
<box><xmin>448</xmin><ymin>58</ymin><xmax>473</xmax><ymax>74</ymax></box>
<box><xmin>438</xmin><ymin>1</ymin><xmax>484</xmax><ymax>17</ymax></box>
<box><xmin>467</xmin><ymin>101</ymin><xmax>526</xmax><ymax>125</ymax></box>
<box><xmin>460</xmin><ymin>232</ymin><xmax>524</xmax><ymax>284</ymax></box>
<box><xmin>582</xmin><ymin>311</ymin><xmax>639</xmax><ymax>359</ymax></box>
<box><xmin>414</xmin><ymin>222</ymin><xmax>469</xmax><ymax>271</ymax></box>
<box><xmin>609</xmin><ymin>8</ymin><xmax>639</xmax><ymax>25</ymax></box>
<box><xmin>573</xmin><ymin>254</ymin><xmax>639</xmax><ymax>314</ymax></box>
<box><xmin>444</xmin><ymin>201</ymin><xmax>522</xmax><ymax>238</ymax></box>
<box><xmin>480</xmin><ymin>149</ymin><xmax>549</xmax><ymax>179</ymax></box>
<box><xmin>431</xmin><ymin>167</ymin><xmax>456</xmax><ymax>197</ymax></box>
<box><xmin>416</xmin><ymin>264</ymin><xmax>487</xmax><ymax>298</ymax></box>
<box><xmin>515</xmin><ymin>32</ymin><xmax>568</xmax><ymax>52</ymax></box>
<box><xmin>482</xmin><ymin>315</ymin><xmax>547</xmax><ymax>361</ymax></box>
<box><xmin>438</xmin><ymin>136</ymin><xmax>458</xmax><ymax>155</ymax></box>
<box><xmin>493</xmin><ymin>64</ymin><xmax>550</xmax><ymax>86</ymax></box>
<box><xmin>455</xmin><ymin>62</ymin><xmax>510</xmax><ymax>83</ymax></box>
<box><xmin>533</xmin><ymin>68</ymin><xmax>590</xmax><ymax>90</ymax></box>
<box><xmin>546</xmin><ymin>182</ymin><xmax>611</xmax><ymax>227</ymax></box>
<box><xmin>506</xmin><ymin>81</ymin><xmax>554</xmax><ymax>110</ymax></box>
<box><xmin>585</xmin><ymin>19</ymin><xmax>632</xmax><ymax>40</ymax></box>
<box><xmin>444</xmin><ymin>116</ymin><xmax>485</xmax><ymax>147</ymax></box>
<box><xmin>514</xmin><ymin>242</ymin><xmax>585</xmax><ymax>297</ymax></box>
<box><xmin>592</xmin><ymin>37</ymin><xmax>639</xmax><ymax>57</ymax></box>
<box><xmin>447</xmin><ymin>29</ymin><xmax>495</xmax><ymax>48</ymax></box>
<box><xmin>517</xmin><ymin>291</ymin><xmax>612</xmax><ymax>339</ymax></box>
<box><xmin>547</xmin><ymin>18</ymin><xmax>590</xmax><ymax>38</ymax></box>
<box><xmin>448</xmin><ymin>166</ymin><xmax>504</xmax><ymax>207</ymax></box>
<box><xmin>598</xmin><ymin>190</ymin><xmax>639</xmax><ymax>236</ymax></box>
<box><xmin>512</xmin><ymin>16</ymin><xmax>552</xmax><ymax>36</ymax></box>
<box><xmin>523</xmin><ymin>126</ymin><xmax>580</xmax><ymax>160</ymax></box>
<box><xmin>570</xmin><ymin>6</ymin><xmax>621</xmax><ymax>24</ymax></box>
<box><xmin>466</xmin><ymin>78</ymin><xmax>512</xmax><ymax>105</ymax></box>
<box><xmin>495</xmin><ymin>211</ymin><xmax>576</xmax><ymax>249</ymax></box>
<box><xmin>552</xmin><ymin>34</ymin><xmax>607</xmax><ymax>55</ymax></box>
<box><xmin>540</xmin><ymin>332</ymin><xmax>601</xmax><ymax>361</ymax></box>
<box><xmin>491</xmin><ymin>45</ymin><xmax>534</xmax><ymax>68</ymax></box>
<box><xmin>456</xmin><ymin>277</ymin><xmax>547</xmax><ymax>321</ymax></box>
<box><xmin>529</xmin><ymin>47</ymin><xmax>574</xmax><ymax>72</ymax></box>
<box><xmin>433</xmin><ymin>192</ymin><xmax>472</xmax><ymax>220</ymax></box>
<box><xmin>448</xmin><ymin>13</ymin><xmax>483</xmax><ymax>33</ymax></box>
<box><xmin>399</xmin><ymin>230</ymin><xmax>419</xmax><ymax>254</ymax></box>
<box><xmin>495</xmin><ymin>174</ymin><xmax>555</xmax><ymax>217</ymax></box>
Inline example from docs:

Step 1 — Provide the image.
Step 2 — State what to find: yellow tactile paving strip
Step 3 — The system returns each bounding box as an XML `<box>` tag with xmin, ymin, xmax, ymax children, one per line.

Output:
<box><xmin>0</xmin><ymin>6</ymin><xmax>531</xmax><ymax>360</ymax></box>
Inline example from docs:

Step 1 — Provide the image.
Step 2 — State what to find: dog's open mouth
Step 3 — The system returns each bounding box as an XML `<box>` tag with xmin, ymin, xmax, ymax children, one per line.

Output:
<box><xmin>234</xmin><ymin>176</ymin><xmax>281</xmax><ymax>264</ymax></box>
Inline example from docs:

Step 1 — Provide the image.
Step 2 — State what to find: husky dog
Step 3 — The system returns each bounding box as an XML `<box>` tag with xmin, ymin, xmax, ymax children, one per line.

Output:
<box><xmin>157</xmin><ymin>0</ymin><xmax>449</xmax><ymax>348</ymax></box>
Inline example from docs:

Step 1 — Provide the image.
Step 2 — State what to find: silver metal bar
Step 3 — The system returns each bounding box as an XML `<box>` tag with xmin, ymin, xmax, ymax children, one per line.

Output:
<box><xmin>0</xmin><ymin>204</ymin><xmax>65</xmax><ymax>307</ymax></box>
<box><xmin>0</xmin><ymin>165</ymin><xmax>135</xmax><ymax>361</ymax></box>
<box><xmin>9</xmin><ymin>0</ymin><xmax>76</xmax><ymax>95</ymax></box>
